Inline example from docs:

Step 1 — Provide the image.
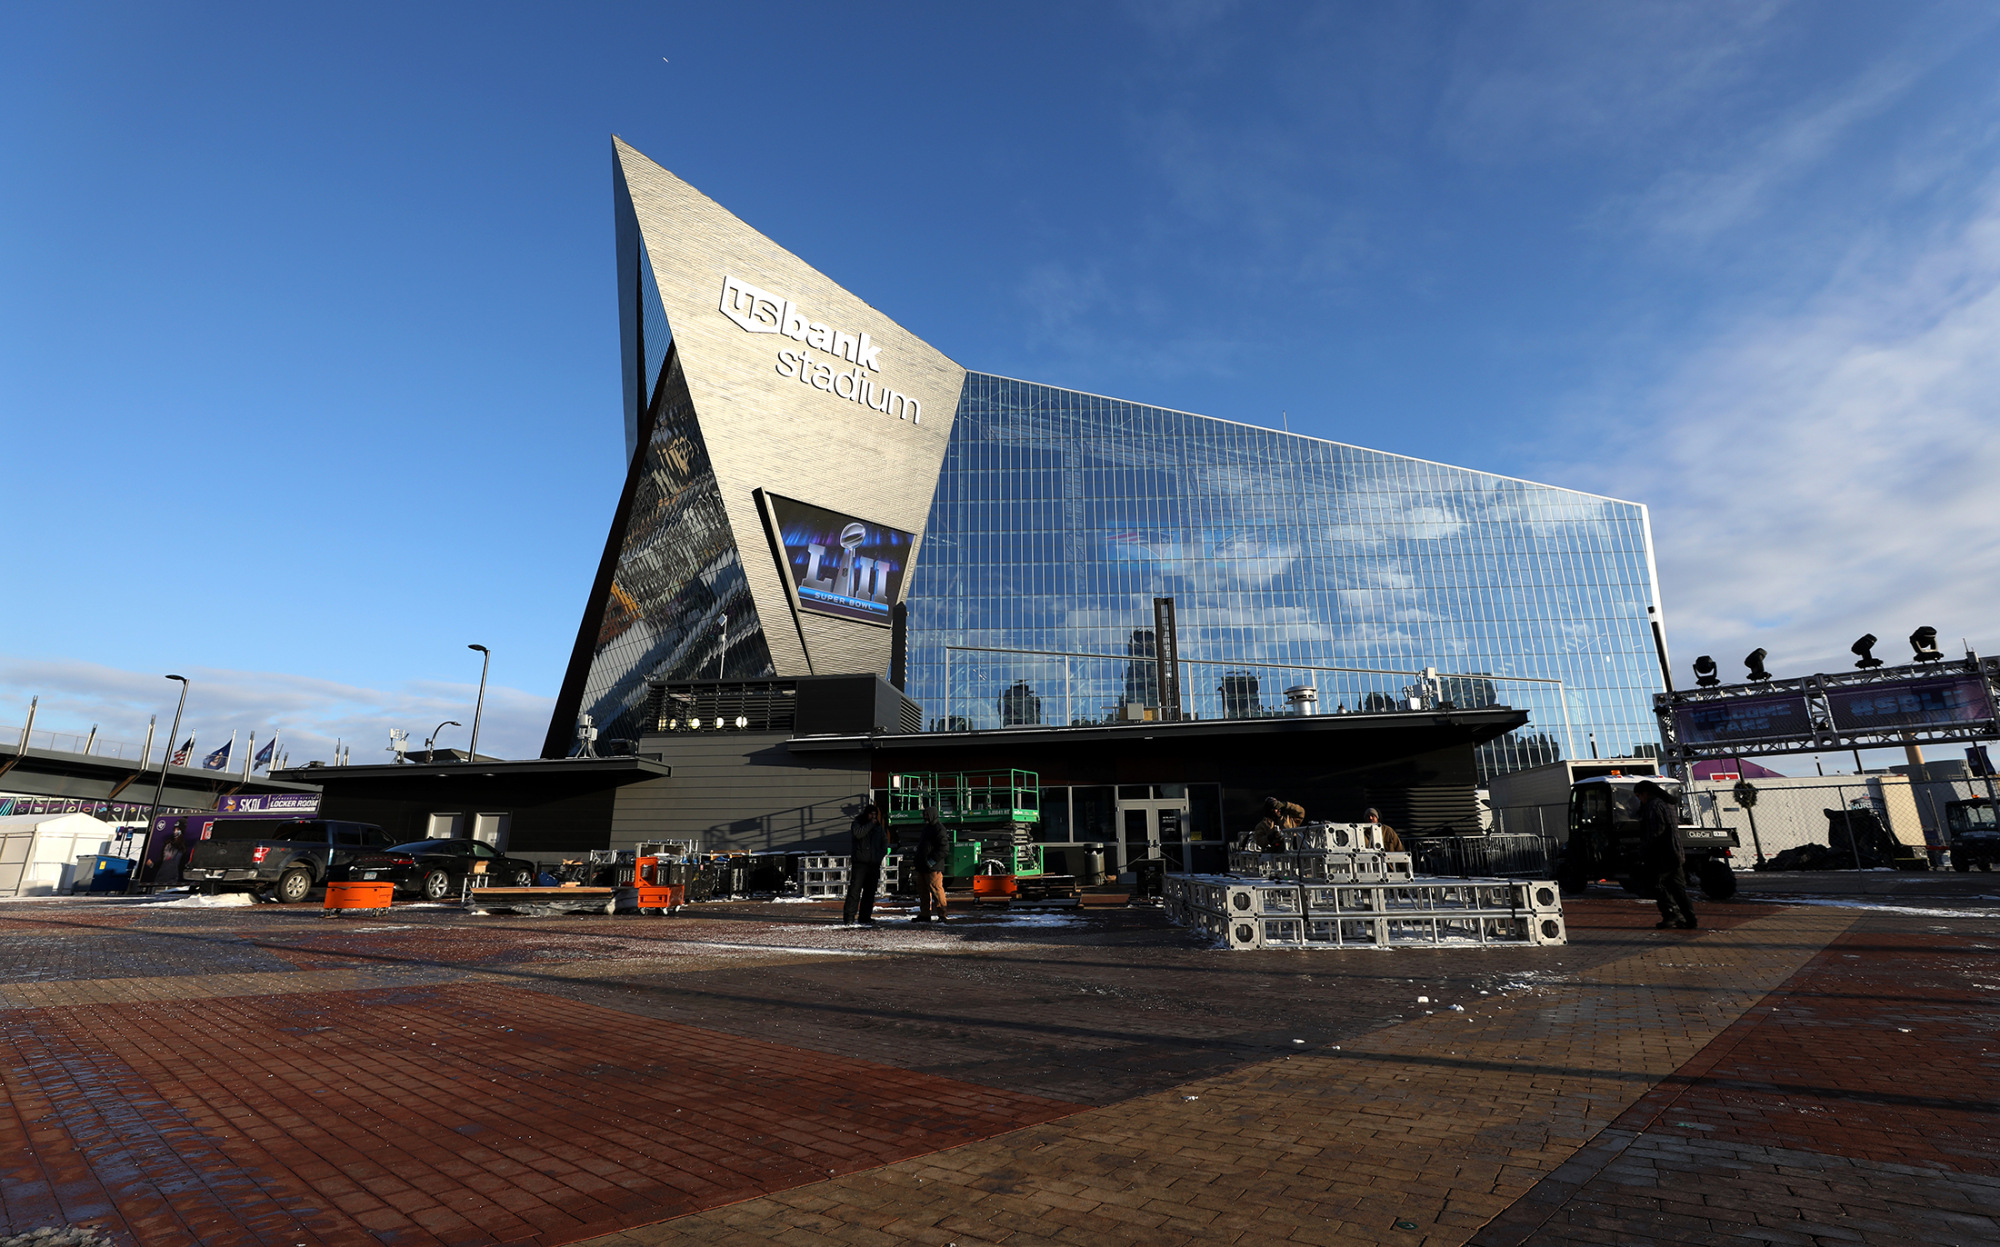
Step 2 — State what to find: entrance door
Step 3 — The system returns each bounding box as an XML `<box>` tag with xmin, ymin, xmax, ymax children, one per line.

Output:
<box><xmin>1115</xmin><ymin>794</ymin><xmax>1191</xmax><ymax>872</ymax></box>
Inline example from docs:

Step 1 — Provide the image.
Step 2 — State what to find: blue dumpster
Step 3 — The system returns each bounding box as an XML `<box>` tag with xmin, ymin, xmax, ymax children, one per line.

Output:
<box><xmin>73</xmin><ymin>854</ymin><xmax>133</xmax><ymax>893</ymax></box>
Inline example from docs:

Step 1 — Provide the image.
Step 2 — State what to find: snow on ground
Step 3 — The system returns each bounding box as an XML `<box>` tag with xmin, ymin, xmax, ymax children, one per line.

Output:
<box><xmin>150</xmin><ymin>891</ymin><xmax>255</xmax><ymax>908</ymax></box>
<box><xmin>976</xmin><ymin>911</ymin><xmax>1087</xmax><ymax>927</ymax></box>
<box><xmin>1768</xmin><ymin>896</ymin><xmax>2000</xmax><ymax>920</ymax></box>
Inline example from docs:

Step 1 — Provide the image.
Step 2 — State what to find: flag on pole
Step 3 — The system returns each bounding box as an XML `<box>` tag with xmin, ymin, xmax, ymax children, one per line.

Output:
<box><xmin>203</xmin><ymin>733</ymin><xmax>235</xmax><ymax>771</ymax></box>
<box><xmin>255</xmin><ymin>734</ymin><xmax>277</xmax><ymax>770</ymax></box>
<box><xmin>170</xmin><ymin>737</ymin><xmax>196</xmax><ymax>765</ymax></box>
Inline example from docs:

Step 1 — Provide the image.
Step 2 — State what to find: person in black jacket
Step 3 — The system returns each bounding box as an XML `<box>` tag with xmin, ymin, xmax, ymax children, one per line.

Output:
<box><xmin>1637</xmin><ymin>780</ymin><xmax>1695</xmax><ymax>930</ymax></box>
<box><xmin>916</xmin><ymin>806</ymin><xmax>950</xmax><ymax>922</ymax></box>
<box><xmin>844</xmin><ymin>802</ymin><xmax>889</xmax><ymax>926</ymax></box>
<box><xmin>153</xmin><ymin>831</ymin><xmax>187</xmax><ymax>886</ymax></box>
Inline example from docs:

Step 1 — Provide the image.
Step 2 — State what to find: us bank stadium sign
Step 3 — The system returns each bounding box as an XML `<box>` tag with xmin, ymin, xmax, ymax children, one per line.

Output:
<box><xmin>719</xmin><ymin>275</ymin><xmax>924</xmax><ymax>424</ymax></box>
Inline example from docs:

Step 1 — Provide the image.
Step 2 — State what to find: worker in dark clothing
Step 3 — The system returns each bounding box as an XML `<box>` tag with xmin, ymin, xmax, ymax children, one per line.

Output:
<box><xmin>1637</xmin><ymin>780</ymin><xmax>1695</xmax><ymax>929</ymax></box>
<box><xmin>844</xmin><ymin>802</ymin><xmax>889</xmax><ymax>926</ymax></box>
<box><xmin>1248</xmin><ymin>796</ymin><xmax>1303</xmax><ymax>852</ymax></box>
<box><xmin>1363</xmin><ymin>808</ymin><xmax>1405</xmax><ymax>853</ymax></box>
<box><xmin>916</xmin><ymin>806</ymin><xmax>950</xmax><ymax>922</ymax></box>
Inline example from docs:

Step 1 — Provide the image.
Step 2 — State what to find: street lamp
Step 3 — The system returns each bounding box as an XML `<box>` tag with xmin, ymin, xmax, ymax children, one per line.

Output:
<box><xmin>467</xmin><ymin>645</ymin><xmax>490</xmax><ymax>762</ymax></box>
<box><xmin>130</xmin><ymin>675</ymin><xmax>189</xmax><ymax>895</ymax></box>
<box><xmin>426</xmin><ymin>720</ymin><xmax>462</xmax><ymax>759</ymax></box>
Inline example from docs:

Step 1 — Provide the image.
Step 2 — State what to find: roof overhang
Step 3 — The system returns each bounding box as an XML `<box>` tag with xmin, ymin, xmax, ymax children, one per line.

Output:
<box><xmin>786</xmin><ymin>706</ymin><xmax>1528</xmax><ymax>753</ymax></box>
<box><xmin>273</xmin><ymin>757</ymin><xmax>671</xmax><ymax>784</ymax></box>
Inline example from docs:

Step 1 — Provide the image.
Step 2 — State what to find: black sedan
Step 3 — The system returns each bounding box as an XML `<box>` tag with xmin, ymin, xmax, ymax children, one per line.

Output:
<box><xmin>385</xmin><ymin>839</ymin><xmax>541</xmax><ymax>900</ymax></box>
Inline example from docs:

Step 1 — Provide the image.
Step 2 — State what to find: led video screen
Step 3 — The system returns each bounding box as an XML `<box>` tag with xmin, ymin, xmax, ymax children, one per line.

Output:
<box><xmin>1826</xmin><ymin>675</ymin><xmax>1994</xmax><ymax>732</ymax></box>
<box><xmin>1672</xmin><ymin>694</ymin><xmax>1815</xmax><ymax>746</ymax></box>
<box><xmin>763</xmin><ymin>493</ymin><xmax>912</xmax><ymax>626</ymax></box>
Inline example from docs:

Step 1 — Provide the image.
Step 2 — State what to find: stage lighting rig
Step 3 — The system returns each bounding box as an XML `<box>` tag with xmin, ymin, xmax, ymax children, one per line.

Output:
<box><xmin>1851</xmin><ymin>634</ymin><xmax>1884</xmax><ymax>669</ymax></box>
<box><xmin>1692</xmin><ymin>655</ymin><xmax>1720</xmax><ymax>687</ymax></box>
<box><xmin>1744</xmin><ymin>648</ymin><xmax>1772</xmax><ymax>682</ymax></box>
<box><xmin>1910</xmin><ymin>626</ymin><xmax>1943</xmax><ymax>664</ymax></box>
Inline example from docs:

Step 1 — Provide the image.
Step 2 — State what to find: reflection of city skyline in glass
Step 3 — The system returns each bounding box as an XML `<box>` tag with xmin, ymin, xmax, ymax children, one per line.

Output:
<box><xmin>903</xmin><ymin>374</ymin><xmax>1665</xmax><ymax>778</ymax></box>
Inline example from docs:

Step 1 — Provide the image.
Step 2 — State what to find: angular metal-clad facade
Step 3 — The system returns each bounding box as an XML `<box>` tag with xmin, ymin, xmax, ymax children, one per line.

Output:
<box><xmin>543</xmin><ymin>141</ymin><xmax>966</xmax><ymax>755</ymax></box>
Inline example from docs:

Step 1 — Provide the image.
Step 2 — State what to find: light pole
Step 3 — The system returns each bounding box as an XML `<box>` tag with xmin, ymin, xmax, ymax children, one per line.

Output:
<box><xmin>467</xmin><ymin>645</ymin><xmax>490</xmax><ymax>762</ymax></box>
<box><xmin>130</xmin><ymin>675</ymin><xmax>188</xmax><ymax>895</ymax></box>
<box><xmin>715</xmin><ymin>614</ymin><xmax>727</xmax><ymax>680</ymax></box>
<box><xmin>426</xmin><ymin>720</ymin><xmax>462</xmax><ymax>760</ymax></box>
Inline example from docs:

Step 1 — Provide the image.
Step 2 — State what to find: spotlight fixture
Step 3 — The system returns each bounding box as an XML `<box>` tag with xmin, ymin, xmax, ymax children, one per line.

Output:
<box><xmin>1744</xmin><ymin>648</ymin><xmax>1772</xmax><ymax>682</ymax></box>
<box><xmin>1692</xmin><ymin>655</ymin><xmax>1720</xmax><ymax>687</ymax></box>
<box><xmin>1910</xmin><ymin>626</ymin><xmax>1943</xmax><ymax>664</ymax></box>
<box><xmin>1851</xmin><ymin>634</ymin><xmax>1884</xmax><ymax>669</ymax></box>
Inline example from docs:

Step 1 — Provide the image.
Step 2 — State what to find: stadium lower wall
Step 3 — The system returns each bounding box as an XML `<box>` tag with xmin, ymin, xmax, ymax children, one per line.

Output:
<box><xmin>614</xmin><ymin>733</ymin><xmax>870</xmax><ymax>854</ymax></box>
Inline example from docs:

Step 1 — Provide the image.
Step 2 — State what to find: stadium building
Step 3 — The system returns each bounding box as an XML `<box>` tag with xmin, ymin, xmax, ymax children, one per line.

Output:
<box><xmin>543</xmin><ymin>138</ymin><xmax>1670</xmax><ymax>788</ymax></box>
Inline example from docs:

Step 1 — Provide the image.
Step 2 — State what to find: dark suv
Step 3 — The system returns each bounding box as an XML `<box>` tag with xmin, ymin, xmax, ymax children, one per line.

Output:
<box><xmin>386</xmin><ymin>839</ymin><xmax>540</xmax><ymax>900</ymax></box>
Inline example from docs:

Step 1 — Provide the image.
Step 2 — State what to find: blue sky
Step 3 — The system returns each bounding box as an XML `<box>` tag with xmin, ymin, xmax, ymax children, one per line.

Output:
<box><xmin>4</xmin><ymin>2</ymin><xmax>1999</xmax><ymax>769</ymax></box>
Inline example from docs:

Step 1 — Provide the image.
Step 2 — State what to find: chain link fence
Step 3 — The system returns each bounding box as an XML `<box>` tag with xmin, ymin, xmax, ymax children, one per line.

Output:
<box><xmin>1492</xmin><ymin>773</ymin><xmax>1989</xmax><ymax>870</ymax></box>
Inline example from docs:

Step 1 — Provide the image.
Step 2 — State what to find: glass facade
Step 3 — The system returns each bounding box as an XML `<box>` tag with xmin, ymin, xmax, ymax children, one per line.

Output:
<box><xmin>574</xmin><ymin>347</ymin><xmax>776</xmax><ymax>745</ymax></box>
<box><xmin>903</xmin><ymin>374</ymin><xmax>1665</xmax><ymax>777</ymax></box>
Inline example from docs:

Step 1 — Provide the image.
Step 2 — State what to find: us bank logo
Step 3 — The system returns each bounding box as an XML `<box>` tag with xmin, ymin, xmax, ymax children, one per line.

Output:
<box><xmin>719</xmin><ymin>275</ymin><xmax>922</xmax><ymax>423</ymax></box>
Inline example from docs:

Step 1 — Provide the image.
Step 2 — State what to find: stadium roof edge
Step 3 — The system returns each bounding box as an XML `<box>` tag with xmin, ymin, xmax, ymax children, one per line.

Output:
<box><xmin>958</xmin><ymin>368</ymin><xmax>1646</xmax><ymax>510</ymax></box>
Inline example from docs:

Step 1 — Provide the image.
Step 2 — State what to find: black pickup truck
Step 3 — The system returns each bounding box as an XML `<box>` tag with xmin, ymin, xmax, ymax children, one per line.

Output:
<box><xmin>182</xmin><ymin>818</ymin><xmax>416</xmax><ymax>902</ymax></box>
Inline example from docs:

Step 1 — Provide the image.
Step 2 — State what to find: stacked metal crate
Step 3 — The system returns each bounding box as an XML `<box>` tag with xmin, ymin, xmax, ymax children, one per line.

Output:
<box><xmin>796</xmin><ymin>854</ymin><xmax>900</xmax><ymax>899</ymax></box>
<box><xmin>798</xmin><ymin>854</ymin><xmax>847</xmax><ymax>898</ymax></box>
<box><xmin>1227</xmin><ymin>849</ymin><xmax>1416</xmax><ymax>884</ymax></box>
<box><xmin>1164</xmin><ymin>874</ymin><xmax>1565</xmax><ymax>949</ymax></box>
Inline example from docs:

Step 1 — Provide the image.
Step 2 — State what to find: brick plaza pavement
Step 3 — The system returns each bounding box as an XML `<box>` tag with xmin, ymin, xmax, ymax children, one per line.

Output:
<box><xmin>0</xmin><ymin>886</ymin><xmax>1993</xmax><ymax>1246</ymax></box>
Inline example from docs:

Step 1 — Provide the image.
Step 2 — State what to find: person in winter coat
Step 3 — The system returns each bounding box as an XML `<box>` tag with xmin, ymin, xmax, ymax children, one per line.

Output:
<box><xmin>844</xmin><ymin>802</ymin><xmax>889</xmax><ymax>926</ymax></box>
<box><xmin>1637</xmin><ymin>780</ymin><xmax>1695</xmax><ymax>929</ymax></box>
<box><xmin>1247</xmin><ymin>796</ymin><xmax>1304</xmax><ymax>852</ymax></box>
<box><xmin>916</xmin><ymin>806</ymin><xmax>951</xmax><ymax>922</ymax></box>
<box><xmin>1364</xmin><ymin>808</ymin><xmax>1405</xmax><ymax>853</ymax></box>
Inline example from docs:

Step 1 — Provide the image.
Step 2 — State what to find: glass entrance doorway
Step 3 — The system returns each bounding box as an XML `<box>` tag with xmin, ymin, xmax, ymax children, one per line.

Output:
<box><xmin>1116</xmin><ymin>784</ymin><xmax>1190</xmax><ymax>873</ymax></box>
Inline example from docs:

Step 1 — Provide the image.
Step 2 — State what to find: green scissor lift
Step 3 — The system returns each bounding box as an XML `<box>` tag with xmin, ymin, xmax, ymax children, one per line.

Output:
<box><xmin>887</xmin><ymin>769</ymin><xmax>1048</xmax><ymax>879</ymax></box>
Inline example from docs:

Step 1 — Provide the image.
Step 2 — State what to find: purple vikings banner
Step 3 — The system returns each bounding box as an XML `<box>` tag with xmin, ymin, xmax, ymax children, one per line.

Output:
<box><xmin>1826</xmin><ymin>676</ymin><xmax>1994</xmax><ymax>732</ymax></box>
<box><xmin>1672</xmin><ymin>693</ymin><xmax>1816</xmax><ymax>746</ymax></box>
<box><xmin>764</xmin><ymin>493</ymin><xmax>912</xmax><ymax>626</ymax></box>
<box><xmin>217</xmin><ymin>793</ymin><xmax>321</xmax><ymax>815</ymax></box>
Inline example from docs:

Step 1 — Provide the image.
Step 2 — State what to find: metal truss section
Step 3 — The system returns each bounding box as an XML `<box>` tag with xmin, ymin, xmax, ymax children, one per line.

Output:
<box><xmin>1164</xmin><ymin>873</ymin><xmax>1567</xmax><ymax>950</ymax></box>
<box><xmin>1654</xmin><ymin>655</ymin><xmax>2000</xmax><ymax>764</ymax></box>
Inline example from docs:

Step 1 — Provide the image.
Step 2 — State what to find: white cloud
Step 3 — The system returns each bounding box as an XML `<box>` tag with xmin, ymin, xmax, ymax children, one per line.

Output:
<box><xmin>0</xmin><ymin>657</ymin><xmax>554</xmax><ymax>766</ymax></box>
<box><xmin>1618</xmin><ymin>53</ymin><xmax>1935</xmax><ymax>243</ymax></box>
<box><xmin>1435</xmin><ymin>1</ymin><xmax>1786</xmax><ymax>161</ymax></box>
<box><xmin>1573</xmin><ymin>178</ymin><xmax>2000</xmax><ymax>679</ymax></box>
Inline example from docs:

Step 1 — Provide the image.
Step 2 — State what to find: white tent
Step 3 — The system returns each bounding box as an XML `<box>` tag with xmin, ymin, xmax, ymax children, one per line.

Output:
<box><xmin>0</xmin><ymin>813</ymin><xmax>125</xmax><ymax>897</ymax></box>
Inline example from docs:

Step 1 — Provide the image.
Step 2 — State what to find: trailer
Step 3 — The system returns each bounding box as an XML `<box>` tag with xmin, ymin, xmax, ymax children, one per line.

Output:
<box><xmin>461</xmin><ymin>843</ymin><xmax>687</xmax><ymax>915</ymax></box>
